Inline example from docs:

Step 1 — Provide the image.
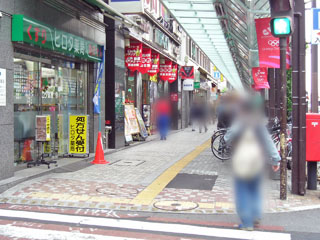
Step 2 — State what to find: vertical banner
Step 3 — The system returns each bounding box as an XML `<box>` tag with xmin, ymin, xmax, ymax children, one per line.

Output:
<box><xmin>36</xmin><ymin>115</ymin><xmax>50</xmax><ymax>142</ymax></box>
<box><xmin>147</xmin><ymin>52</ymin><xmax>160</xmax><ymax>76</ymax></box>
<box><xmin>57</xmin><ymin>114</ymin><xmax>65</xmax><ymax>155</ymax></box>
<box><xmin>159</xmin><ymin>59</ymin><xmax>172</xmax><ymax>81</ymax></box>
<box><xmin>252</xmin><ymin>67</ymin><xmax>270</xmax><ymax>89</ymax></box>
<box><xmin>139</xmin><ymin>47</ymin><xmax>152</xmax><ymax>74</ymax></box>
<box><xmin>69</xmin><ymin>115</ymin><xmax>88</xmax><ymax>154</ymax></box>
<box><xmin>255</xmin><ymin>18</ymin><xmax>290</xmax><ymax>69</ymax></box>
<box><xmin>93</xmin><ymin>48</ymin><xmax>104</xmax><ymax>114</ymax></box>
<box><xmin>125</xmin><ymin>42</ymin><xmax>142</xmax><ymax>72</ymax></box>
<box><xmin>46</xmin><ymin>115</ymin><xmax>51</xmax><ymax>141</ymax></box>
<box><xmin>168</xmin><ymin>63</ymin><xmax>178</xmax><ymax>83</ymax></box>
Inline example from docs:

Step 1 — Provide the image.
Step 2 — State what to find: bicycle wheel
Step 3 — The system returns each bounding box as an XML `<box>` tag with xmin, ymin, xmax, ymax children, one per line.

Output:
<box><xmin>211</xmin><ymin>131</ymin><xmax>231</xmax><ymax>161</ymax></box>
<box><xmin>211</xmin><ymin>129</ymin><xmax>227</xmax><ymax>154</ymax></box>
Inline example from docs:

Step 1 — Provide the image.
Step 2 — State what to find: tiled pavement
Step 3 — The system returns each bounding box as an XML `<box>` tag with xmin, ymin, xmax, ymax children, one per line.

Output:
<box><xmin>1</xmin><ymin>126</ymin><xmax>320</xmax><ymax>214</ymax></box>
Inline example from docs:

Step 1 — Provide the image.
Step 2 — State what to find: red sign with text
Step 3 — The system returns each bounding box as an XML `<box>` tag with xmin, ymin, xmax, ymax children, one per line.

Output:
<box><xmin>252</xmin><ymin>67</ymin><xmax>270</xmax><ymax>89</ymax></box>
<box><xmin>125</xmin><ymin>42</ymin><xmax>142</xmax><ymax>72</ymax></box>
<box><xmin>159</xmin><ymin>59</ymin><xmax>172</xmax><ymax>81</ymax></box>
<box><xmin>168</xmin><ymin>63</ymin><xmax>178</xmax><ymax>83</ymax></box>
<box><xmin>170</xmin><ymin>93</ymin><xmax>178</xmax><ymax>102</ymax></box>
<box><xmin>147</xmin><ymin>52</ymin><xmax>160</xmax><ymax>76</ymax></box>
<box><xmin>255</xmin><ymin>18</ymin><xmax>290</xmax><ymax>69</ymax></box>
<box><xmin>139</xmin><ymin>47</ymin><xmax>152</xmax><ymax>74</ymax></box>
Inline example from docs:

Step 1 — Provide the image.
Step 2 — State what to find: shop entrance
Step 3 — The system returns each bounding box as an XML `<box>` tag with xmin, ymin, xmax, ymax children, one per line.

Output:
<box><xmin>13</xmin><ymin>56</ymin><xmax>87</xmax><ymax>164</ymax></box>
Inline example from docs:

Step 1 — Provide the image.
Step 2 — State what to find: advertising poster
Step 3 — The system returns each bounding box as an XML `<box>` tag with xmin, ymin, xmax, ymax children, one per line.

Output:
<box><xmin>139</xmin><ymin>48</ymin><xmax>152</xmax><ymax>74</ymax></box>
<box><xmin>147</xmin><ymin>52</ymin><xmax>160</xmax><ymax>76</ymax></box>
<box><xmin>159</xmin><ymin>59</ymin><xmax>172</xmax><ymax>81</ymax></box>
<box><xmin>36</xmin><ymin>115</ymin><xmax>50</xmax><ymax>142</ymax></box>
<box><xmin>69</xmin><ymin>115</ymin><xmax>88</xmax><ymax>154</ymax></box>
<box><xmin>179</xmin><ymin>66</ymin><xmax>194</xmax><ymax>79</ymax></box>
<box><xmin>252</xmin><ymin>67</ymin><xmax>270</xmax><ymax>89</ymax></box>
<box><xmin>125</xmin><ymin>42</ymin><xmax>142</xmax><ymax>72</ymax></box>
<box><xmin>135</xmin><ymin>108</ymin><xmax>148</xmax><ymax>139</ymax></box>
<box><xmin>255</xmin><ymin>18</ymin><xmax>290</xmax><ymax>69</ymax></box>
<box><xmin>43</xmin><ymin>141</ymin><xmax>51</xmax><ymax>154</ymax></box>
<box><xmin>168</xmin><ymin>64</ymin><xmax>178</xmax><ymax>83</ymax></box>
<box><xmin>124</xmin><ymin>104</ymin><xmax>140</xmax><ymax>134</ymax></box>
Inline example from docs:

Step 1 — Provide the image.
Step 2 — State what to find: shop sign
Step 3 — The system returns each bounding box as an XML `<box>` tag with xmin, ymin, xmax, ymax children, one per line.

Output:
<box><xmin>213</xmin><ymin>71</ymin><xmax>221</xmax><ymax>81</ymax></box>
<box><xmin>35</xmin><ymin>115</ymin><xmax>51</xmax><ymax>142</ymax></box>
<box><xmin>125</xmin><ymin>42</ymin><xmax>142</xmax><ymax>72</ymax></box>
<box><xmin>139</xmin><ymin>47</ymin><xmax>152</xmax><ymax>74</ymax></box>
<box><xmin>93</xmin><ymin>49</ymin><xmax>104</xmax><ymax>114</ymax></box>
<box><xmin>194</xmin><ymin>82</ymin><xmax>200</xmax><ymax>89</ymax></box>
<box><xmin>154</xmin><ymin>28</ymin><xmax>169</xmax><ymax>50</ymax></box>
<box><xmin>168</xmin><ymin>63</ymin><xmax>178</xmax><ymax>83</ymax></box>
<box><xmin>255</xmin><ymin>18</ymin><xmax>290</xmax><ymax>69</ymax></box>
<box><xmin>0</xmin><ymin>68</ymin><xmax>6</xmax><ymax>106</ymax></box>
<box><xmin>135</xmin><ymin>108</ymin><xmax>148</xmax><ymax>139</ymax></box>
<box><xmin>124</xmin><ymin>104</ymin><xmax>140</xmax><ymax>135</ymax></box>
<box><xmin>183</xmin><ymin>79</ymin><xmax>194</xmax><ymax>91</ymax></box>
<box><xmin>252</xmin><ymin>67</ymin><xmax>270</xmax><ymax>89</ymax></box>
<box><xmin>12</xmin><ymin>15</ymin><xmax>103</xmax><ymax>62</ymax></box>
<box><xmin>147</xmin><ymin>52</ymin><xmax>160</xmax><ymax>76</ymax></box>
<box><xmin>69</xmin><ymin>115</ymin><xmax>88</xmax><ymax>154</ymax></box>
<box><xmin>179</xmin><ymin>66</ymin><xmax>194</xmax><ymax>79</ymax></box>
<box><xmin>170</xmin><ymin>93</ymin><xmax>178</xmax><ymax>102</ymax></box>
<box><xmin>159</xmin><ymin>59</ymin><xmax>172</xmax><ymax>81</ymax></box>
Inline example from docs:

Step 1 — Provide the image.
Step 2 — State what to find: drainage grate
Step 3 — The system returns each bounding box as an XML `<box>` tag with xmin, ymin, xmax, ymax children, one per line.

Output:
<box><xmin>166</xmin><ymin>173</ymin><xmax>218</xmax><ymax>190</ymax></box>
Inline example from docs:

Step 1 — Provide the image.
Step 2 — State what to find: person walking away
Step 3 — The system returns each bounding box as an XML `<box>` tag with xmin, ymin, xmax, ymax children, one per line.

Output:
<box><xmin>223</xmin><ymin>94</ymin><xmax>280</xmax><ymax>230</ymax></box>
<box><xmin>198</xmin><ymin>98</ymin><xmax>208</xmax><ymax>133</ymax></box>
<box><xmin>155</xmin><ymin>97</ymin><xmax>171</xmax><ymax>140</ymax></box>
<box><xmin>190</xmin><ymin>101</ymin><xmax>198</xmax><ymax>131</ymax></box>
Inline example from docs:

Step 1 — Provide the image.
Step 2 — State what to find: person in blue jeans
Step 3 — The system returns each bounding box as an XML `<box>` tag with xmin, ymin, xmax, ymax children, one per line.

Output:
<box><xmin>224</xmin><ymin>93</ymin><xmax>280</xmax><ymax>230</ymax></box>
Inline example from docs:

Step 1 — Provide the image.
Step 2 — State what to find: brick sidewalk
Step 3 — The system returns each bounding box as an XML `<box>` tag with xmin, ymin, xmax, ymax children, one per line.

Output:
<box><xmin>1</xmin><ymin>126</ymin><xmax>320</xmax><ymax>214</ymax></box>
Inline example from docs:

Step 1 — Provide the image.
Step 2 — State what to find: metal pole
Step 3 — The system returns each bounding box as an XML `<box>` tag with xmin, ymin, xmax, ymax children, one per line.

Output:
<box><xmin>279</xmin><ymin>37</ymin><xmax>288</xmax><ymax>200</ymax></box>
<box><xmin>308</xmin><ymin>0</ymin><xmax>318</xmax><ymax>190</ymax></box>
<box><xmin>268</xmin><ymin>68</ymin><xmax>276</xmax><ymax>120</ymax></box>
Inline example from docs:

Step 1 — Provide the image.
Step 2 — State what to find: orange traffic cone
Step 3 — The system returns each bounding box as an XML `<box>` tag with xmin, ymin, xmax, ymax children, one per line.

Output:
<box><xmin>91</xmin><ymin>131</ymin><xmax>108</xmax><ymax>164</ymax></box>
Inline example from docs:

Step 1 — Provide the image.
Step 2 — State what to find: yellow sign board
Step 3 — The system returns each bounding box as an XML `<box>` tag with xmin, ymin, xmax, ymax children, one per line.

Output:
<box><xmin>46</xmin><ymin>115</ymin><xmax>51</xmax><ymax>141</ymax></box>
<box><xmin>43</xmin><ymin>141</ymin><xmax>51</xmax><ymax>154</ymax></box>
<box><xmin>69</xmin><ymin>115</ymin><xmax>87</xmax><ymax>154</ymax></box>
<box><xmin>150</xmin><ymin>75</ymin><xmax>157</xmax><ymax>82</ymax></box>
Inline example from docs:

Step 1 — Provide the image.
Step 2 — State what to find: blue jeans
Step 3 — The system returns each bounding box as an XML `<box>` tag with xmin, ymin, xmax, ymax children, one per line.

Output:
<box><xmin>157</xmin><ymin>114</ymin><xmax>170</xmax><ymax>139</ymax></box>
<box><xmin>235</xmin><ymin>176</ymin><xmax>262</xmax><ymax>227</ymax></box>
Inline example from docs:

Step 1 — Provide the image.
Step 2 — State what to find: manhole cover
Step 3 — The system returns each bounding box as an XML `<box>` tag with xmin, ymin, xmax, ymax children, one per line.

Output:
<box><xmin>112</xmin><ymin>160</ymin><xmax>145</xmax><ymax>166</ymax></box>
<box><xmin>153</xmin><ymin>201</ymin><xmax>198</xmax><ymax>211</ymax></box>
<box><xmin>96</xmin><ymin>186</ymin><xmax>139</xmax><ymax>196</ymax></box>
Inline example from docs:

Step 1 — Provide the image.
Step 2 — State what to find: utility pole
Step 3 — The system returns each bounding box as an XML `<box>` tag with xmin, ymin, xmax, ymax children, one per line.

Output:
<box><xmin>308</xmin><ymin>0</ymin><xmax>318</xmax><ymax>190</ymax></box>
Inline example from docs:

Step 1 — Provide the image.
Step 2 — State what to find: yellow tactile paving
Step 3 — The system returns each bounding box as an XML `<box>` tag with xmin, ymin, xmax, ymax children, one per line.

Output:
<box><xmin>130</xmin><ymin>139</ymin><xmax>211</xmax><ymax>205</ymax></box>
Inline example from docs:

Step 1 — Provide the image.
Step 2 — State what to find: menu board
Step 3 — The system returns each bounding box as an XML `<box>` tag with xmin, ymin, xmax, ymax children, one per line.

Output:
<box><xmin>124</xmin><ymin>104</ymin><xmax>140</xmax><ymax>135</ymax></box>
<box><xmin>135</xmin><ymin>108</ymin><xmax>148</xmax><ymax>139</ymax></box>
<box><xmin>35</xmin><ymin>115</ymin><xmax>51</xmax><ymax>141</ymax></box>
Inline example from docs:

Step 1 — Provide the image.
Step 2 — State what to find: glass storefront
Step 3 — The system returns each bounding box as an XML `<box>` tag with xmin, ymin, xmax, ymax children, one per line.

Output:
<box><xmin>13</xmin><ymin>57</ymin><xmax>87</xmax><ymax>163</ymax></box>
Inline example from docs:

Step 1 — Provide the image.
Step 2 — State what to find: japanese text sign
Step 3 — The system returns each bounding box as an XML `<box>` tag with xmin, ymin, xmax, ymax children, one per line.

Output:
<box><xmin>69</xmin><ymin>115</ymin><xmax>88</xmax><ymax>154</ymax></box>
<box><xmin>125</xmin><ymin>42</ymin><xmax>142</xmax><ymax>72</ymax></box>
<box><xmin>147</xmin><ymin>52</ymin><xmax>160</xmax><ymax>76</ymax></box>
<box><xmin>159</xmin><ymin>59</ymin><xmax>172</xmax><ymax>81</ymax></box>
<box><xmin>12</xmin><ymin>15</ymin><xmax>103</xmax><ymax>62</ymax></box>
<box><xmin>168</xmin><ymin>63</ymin><xmax>178</xmax><ymax>83</ymax></box>
<box><xmin>252</xmin><ymin>67</ymin><xmax>270</xmax><ymax>89</ymax></box>
<box><xmin>179</xmin><ymin>66</ymin><xmax>194</xmax><ymax>79</ymax></box>
<box><xmin>139</xmin><ymin>47</ymin><xmax>152</xmax><ymax>74</ymax></box>
<box><xmin>35</xmin><ymin>115</ymin><xmax>51</xmax><ymax>142</ymax></box>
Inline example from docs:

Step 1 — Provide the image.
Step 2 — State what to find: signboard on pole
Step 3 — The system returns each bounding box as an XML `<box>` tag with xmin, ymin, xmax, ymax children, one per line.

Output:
<box><xmin>0</xmin><ymin>69</ymin><xmax>6</xmax><ymax>106</ymax></box>
<box><xmin>312</xmin><ymin>8</ymin><xmax>320</xmax><ymax>44</ymax></box>
<box><xmin>124</xmin><ymin>104</ymin><xmax>140</xmax><ymax>135</ymax></box>
<box><xmin>69</xmin><ymin>115</ymin><xmax>88</xmax><ymax>155</ymax></box>
<box><xmin>183</xmin><ymin>79</ymin><xmax>194</xmax><ymax>91</ymax></box>
<box><xmin>36</xmin><ymin>115</ymin><xmax>51</xmax><ymax>142</ymax></box>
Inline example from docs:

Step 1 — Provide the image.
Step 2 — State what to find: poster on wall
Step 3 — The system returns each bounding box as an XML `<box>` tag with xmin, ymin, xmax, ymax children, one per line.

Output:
<box><xmin>35</xmin><ymin>115</ymin><xmax>51</xmax><ymax>142</ymax></box>
<box><xmin>179</xmin><ymin>66</ymin><xmax>194</xmax><ymax>79</ymax></box>
<box><xmin>252</xmin><ymin>67</ymin><xmax>270</xmax><ymax>89</ymax></box>
<box><xmin>0</xmin><ymin>68</ymin><xmax>6</xmax><ymax>106</ymax></box>
<box><xmin>135</xmin><ymin>108</ymin><xmax>149</xmax><ymax>139</ymax></box>
<box><xmin>147</xmin><ymin>52</ymin><xmax>160</xmax><ymax>76</ymax></box>
<box><xmin>125</xmin><ymin>42</ymin><xmax>142</xmax><ymax>72</ymax></box>
<box><xmin>168</xmin><ymin>64</ymin><xmax>178</xmax><ymax>83</ymax></box>
<box><xmin>124</xmin><ymin>104</ymin><xmax>140</xmax><ymax>134</ymax></box>
<box><xmin>139</xmin><ymin>48</ymin><xmax>152</xmax><ymax>74</ymax></box>
<box><xmin>255</xmin><ymin>18</ymin><xmax>290</xmax><ymax>69</ymax></box>
<box><xmin>69</xmin><ymin>115</ymin><xmax>88</xmax><ymax>155</ymax></box>
<box><xmin>159</xmin><ymin>59</ymin><xmax>172</xmax><ymax>81</ymax></box>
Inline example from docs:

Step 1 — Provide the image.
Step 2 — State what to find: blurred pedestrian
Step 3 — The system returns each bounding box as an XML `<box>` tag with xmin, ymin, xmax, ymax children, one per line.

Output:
<box><xmin>190</xmin><ymin>98</ymin><xmax>208</xmax><ymax>133</ymax></box>
<box><xmin>155</xmin><ymin>97</ymin><xmax>171</xmax><ymax>140</ymax></box>
<box><xmin>224</xmin><ymin>93</ymin><xmax>280</xmax><ymax>230</ymax></box>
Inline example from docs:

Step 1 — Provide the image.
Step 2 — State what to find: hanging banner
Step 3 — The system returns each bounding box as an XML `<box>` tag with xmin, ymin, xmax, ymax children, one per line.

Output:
<box><xmin>159</xmin><ymin>59</ymin><xmax>172</xmax><ymax>81</ymax></box>
<box><xmin>69</xmin><ymin>115</ymin><xmax>88</xmax><ymax>155</ymax></box>
<box><xmin>125</xmin><ymin>42</ymin><xmax>142</xmax><ymax>72</ymax></box>
<box><xmin>35</xmin><ymin>115</ymin><xmax>51</xmax><ymax>142</ymax></box>
<box><xmin>252</xmin><ymin>67</ymin><xmax>270</xmax><ymax>89</ymax></box>
<box><xmin>150</xmin><ymin>75</ymin><xmax>158</xmax><ymax>82</ymax></box>
<box><xmin>168</xmin><ymin>63</ymin><xmax>178</xmax><ymax>83</ymax></box>
<box><xmin>139</xmin><ymin>47</ymin><xmax>152</xmax><ymax>74</ymax></box>
<box><xmin>255</xmin><ymin>18</ymin><xmax>290</xmax><ymax>69</ymax></box>
<box><xmin>93</xmin><ymin>48</ymin><xmax>105</xmax><ymax>114</ymax></box>
<box><xmin>147</xmin><ymin>52</ymin><xmax>160</xmax><ymax>76</ymax></box>
<box><xmin>179</xmin><ymin>66</ymin><xmax>194</xmax><ymax>79</ymax></box>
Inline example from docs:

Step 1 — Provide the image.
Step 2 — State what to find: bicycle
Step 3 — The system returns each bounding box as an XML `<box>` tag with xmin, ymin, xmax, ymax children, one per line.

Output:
<box><xmin>211</xmin><ymin>128</ymin><xmax>231</xmax><ymax>161</ymax></box>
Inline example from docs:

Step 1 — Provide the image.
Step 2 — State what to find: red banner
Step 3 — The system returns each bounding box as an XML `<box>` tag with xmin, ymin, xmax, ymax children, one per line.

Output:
<box><xmin>139</xmin><ymin>47</ymin><xmax>152</xmax><ymax>74</ymax></box>
<box><xmin>179</xmin><ymin>66</ymin><xmax>194</xmax><ymax>79</ymax></box>
<box><xmin>125</xmin><ymin>42</ymin><xmax>142</xmax><ymax>72</ymax></box>
<box><xmin>159</xmin><ymin>59</ymin><xmax>172</xmax><ymax>81</ymax></box>
<box><xmin>147</xmin><ymin>52</ymin><xmax>160</xmax><ymax>76</ymax></box>
<box><xmin>168</xmin><ymin>64</ymin><xmax>178</xmax><ymax>83</ymax></box>
<box><xmin>252</xmin><ymin>67</ymin><xmax>270</xmax><ymax>89</ymax></box>
<box><xmin>255</xmin><ymin>18</ymin><xmax>290</xmax><ymax>69</ymax></box>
